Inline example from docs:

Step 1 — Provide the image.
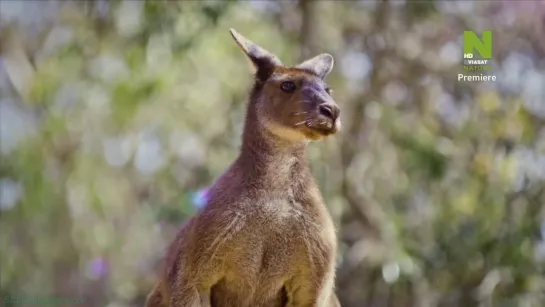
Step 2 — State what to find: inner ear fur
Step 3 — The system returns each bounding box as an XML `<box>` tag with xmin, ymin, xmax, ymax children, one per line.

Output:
<box><xmin>296</xmin><ymin>53</ymin><xmax>334</xmax><ymax>79</ymax></box>
<box><xmin>230</xmin><ymin>28</ymin><xmax>282</xmax><ymax>82</ymax></box>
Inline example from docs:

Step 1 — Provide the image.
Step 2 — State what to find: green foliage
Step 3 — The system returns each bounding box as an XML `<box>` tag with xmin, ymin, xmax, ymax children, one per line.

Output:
<box><xmin>1</xmin><ymin>1</ymin><xmax>544</xmax><ymax>306</ymax></box>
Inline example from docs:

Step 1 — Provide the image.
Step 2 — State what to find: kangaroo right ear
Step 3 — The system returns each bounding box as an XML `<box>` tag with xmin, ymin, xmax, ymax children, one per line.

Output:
<box><xmin>296</xmin><ymin>53</ymin><xmax>334</xmax><ymax>80</ymax></box>
<box><xmin>230</xmin><ymin>28</ymin><xmax>282</xmax><ymax>82</ymax></box>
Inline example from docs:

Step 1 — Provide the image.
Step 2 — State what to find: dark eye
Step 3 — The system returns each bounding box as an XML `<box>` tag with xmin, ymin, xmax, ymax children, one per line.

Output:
<box><xmin>280</xmin><ymin>81</ymin><xmax>297</xmax><ymax>93</ymax></box>
<box><xmin>325</xmin><ymin>87</ymin><xmax>333</xmax><ymax>96</ymax></box>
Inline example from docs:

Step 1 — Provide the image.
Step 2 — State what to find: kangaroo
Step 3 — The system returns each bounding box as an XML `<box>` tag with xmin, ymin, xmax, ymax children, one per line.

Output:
<box><xmin>145</xmin><ymin>29</ymin><xmax>342</xmax><ymax>307</ymax></box>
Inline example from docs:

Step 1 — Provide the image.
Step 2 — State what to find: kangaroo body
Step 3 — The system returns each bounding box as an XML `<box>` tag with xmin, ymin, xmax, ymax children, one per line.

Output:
<box><xmin>146</xmin><ymin>29</ymin><xmax>341</xmax><ymax>307</ymax></box>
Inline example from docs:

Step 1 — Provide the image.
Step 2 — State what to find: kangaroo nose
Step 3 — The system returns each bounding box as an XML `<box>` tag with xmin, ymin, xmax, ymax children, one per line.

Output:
<box><xmin>318</xmin><ymin>103</ymin><xmax>340</xmax><ymax>120</ymax></box>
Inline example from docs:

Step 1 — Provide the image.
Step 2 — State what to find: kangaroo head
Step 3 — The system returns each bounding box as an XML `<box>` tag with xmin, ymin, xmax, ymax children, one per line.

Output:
<box><xmin>230</xmin><ymin>29</ymin><xmax>341</xmax><ymax>142</ymax></box>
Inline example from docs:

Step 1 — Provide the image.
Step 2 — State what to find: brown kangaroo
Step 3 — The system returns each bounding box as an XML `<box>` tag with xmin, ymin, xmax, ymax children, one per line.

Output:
<box><xmin>145</xmin><ymin>29</ymin><xmax>342</xmax><ymax>307</ymax></box>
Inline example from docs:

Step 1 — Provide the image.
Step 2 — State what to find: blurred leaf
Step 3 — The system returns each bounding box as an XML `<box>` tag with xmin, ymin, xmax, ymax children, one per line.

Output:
<box><xmin>478</xmin><ymin>91</ymin><xmax>501</xmax><ymax>113</ymax></box>
<box><xmin>393</xmin><ymin>132</ymin><xmax>447</xmax><ymax>180</ymax></box>
<box><xmin>111</xmin><ymin>79</ymin><xmax>157</xmax><ymax>127</ymax></box>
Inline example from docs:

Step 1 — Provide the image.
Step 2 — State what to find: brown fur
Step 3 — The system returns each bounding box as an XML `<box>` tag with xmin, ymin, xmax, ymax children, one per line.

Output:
<box><xmin>145</xmin><ymin>29</ymin><xmax>341</xmax><ymax>307</ymax></box>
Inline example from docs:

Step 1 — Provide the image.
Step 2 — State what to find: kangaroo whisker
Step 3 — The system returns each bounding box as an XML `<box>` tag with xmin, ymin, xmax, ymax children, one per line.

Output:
<box><xmin>294</xmin><ymin>120</ymin><xmax>310</xmax><ymax>126</ymax></box>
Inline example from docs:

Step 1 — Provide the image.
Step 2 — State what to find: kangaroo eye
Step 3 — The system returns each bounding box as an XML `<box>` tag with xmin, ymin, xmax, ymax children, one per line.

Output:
<box><xmin>280</xmin><ymin>81</ymin><xmax>297</xmax><ymax>93</ymax></box>
<box><xmin>325</xmin><ymin>87</ymin><xmax>333</xmax><ymax>96</ymax></box>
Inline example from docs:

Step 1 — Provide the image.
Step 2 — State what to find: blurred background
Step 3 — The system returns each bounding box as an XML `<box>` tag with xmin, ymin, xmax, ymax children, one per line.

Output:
<box><xmin>1</xmin><ymin>0</ymin><xmax>544</xmax><ymax>306</ymax></box>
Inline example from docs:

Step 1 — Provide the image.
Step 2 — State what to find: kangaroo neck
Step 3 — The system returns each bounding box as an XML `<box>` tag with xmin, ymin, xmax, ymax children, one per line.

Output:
<box><xmin>237</xmin><ymin>98</ymin><xmax>310</xmax><ymax>188</ymax></box>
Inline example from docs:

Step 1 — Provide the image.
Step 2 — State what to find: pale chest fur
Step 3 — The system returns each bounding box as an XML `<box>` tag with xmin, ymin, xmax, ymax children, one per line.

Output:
<box><xmin>251</xmin><ymin>182</ymin><xmax>337</xmax><ymax>266</ymax></box>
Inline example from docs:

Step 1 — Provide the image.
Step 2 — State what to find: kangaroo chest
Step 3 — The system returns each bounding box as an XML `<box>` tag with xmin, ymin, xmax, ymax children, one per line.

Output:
<box><xmin>252</xmin><ymin>186</ymin><xmax>337</xmax><ymax>269</ymax></box>
<box><xmin>203</xmin><ymin>161</ymin><xmax>339</xmax><ymax>306</ymax></box>
<box><xmin>214</xmin><ymin>192</ymin><xmax>336</xmax><ymax>307</ymax></box>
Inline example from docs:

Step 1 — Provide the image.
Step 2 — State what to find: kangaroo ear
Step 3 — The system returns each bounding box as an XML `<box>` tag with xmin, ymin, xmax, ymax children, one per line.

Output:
<box><xmin>296</xmin><ymin>53</ymin><xmax>334</xmax><ymax>79</ymax></box>
<box><xmin>230</xmin><ymin>28</ymin><xmax>282</xmax><ymax>81</ymax></box>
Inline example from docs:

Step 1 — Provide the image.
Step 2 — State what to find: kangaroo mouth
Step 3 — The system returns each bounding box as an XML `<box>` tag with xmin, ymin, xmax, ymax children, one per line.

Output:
<box><xmin>303</xmin><ymin>117</ymin><xmax>340</xmax><ymax>138</ymax></box>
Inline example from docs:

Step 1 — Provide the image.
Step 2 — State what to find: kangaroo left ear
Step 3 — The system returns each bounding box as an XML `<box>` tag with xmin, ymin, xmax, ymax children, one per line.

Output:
<box><xmin>296</xmin><ymin>53</ymin><xmax>334</xmax><ymax>79</ymax></box>
<box><xmin>230</xmin><ymin>28</ymin><xmax>282</xmax><ymax>82</ymax></box>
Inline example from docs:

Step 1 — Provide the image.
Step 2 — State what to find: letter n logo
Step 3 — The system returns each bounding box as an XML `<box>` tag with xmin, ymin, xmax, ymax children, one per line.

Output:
<box><xmin>464</xmin><ymin>31</ymin><xmax>492</xmax><ymax>59</ymax></box>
